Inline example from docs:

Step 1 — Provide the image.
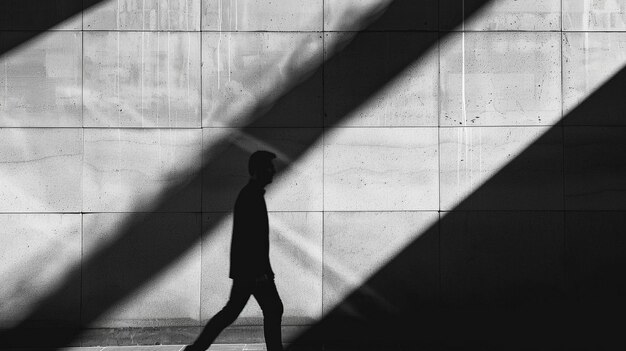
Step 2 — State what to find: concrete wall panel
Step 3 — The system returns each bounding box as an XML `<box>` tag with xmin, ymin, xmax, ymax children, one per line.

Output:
<box><xmin>440</xmin><ymin>0</ymin><xmax>560</xmax><ymax>31</ymax></box>
<box><xmin>324</xmin><ymin>32</ymin><xmax>439</xmax><ymax>127</ymax></box>
<box><xmin>441</xmin><ymin>211</ymin><xmax>564</xmax><ymax>307</ymax></box>
<box><xmin>0</xmin><ymin>31</ymin><xmax>82</xmax><ymax>127</ymax></box>
<box><xmin>3</xmin><ymin>0</ymin><xmax>626</xmax><ymax>345</ymax></box>
<box><xmin>563</xmin><ymin>32</ymin><xmax>626</xmax><ymax>125</ymax></box>
<box><xmin>440</xmin><ymin>126</ymin><xmax>563</xmax><ymax>210</ymax></box>
<box><xmin>202</xmin><ymin>32</ymin><xmax>323</xmax><ymax>128</ymax></box>
<box><xmin>202</xmin><ymin>128</ymin><xmax>323</xmax><ymax>212</ymax></box>
<box><xmin>563</xmin><ymin>0</ymin><xmax>626</xmax><ymax>31</ymax></box>
<box><xmin>324</xmin><ymin>0</ymin><xmax>438</xmax><ymax>31</ymax></box>
<box><xmin>201</xmin><ymin>212</ymin><xmax>322</xmax><ymax>325</ymax></box>
<box><xmin>202</xmin><ymin>0</ymin><xmax>323</xmax><ymax>31</ymax></box>
<box><xmin>84</xmin><ymin>0</ymin><xmax>201</xmax><ymax>31</ymax></box>
<box><xmin>324</xmin><ymin>127</ymin><xmax>438</xmax><ymax>211</ymax></box>
<box><xmin>564</xmin><ymin>126</ymin><xmax>626</xmax><ymax>210</ymax></box>
<box><xmin>0</xmin><ymin>214</ymin><xmax>81</xmax><ymax>327</ymax></box>
<box><xmin>564</xmin><ymin>211</ymin><xmax>626</xmax><ymax>299</ymax></box>
<box><xmin>83</xmin><ymin>31</ymin><xmax>201</xmax><ymax>128</ymax></box>
<box><xmin>322</xmin><ymin>211</ymin><xmax>439</xmax><ymax>315</ymax></box>
<box><xmin>0</xmin><ymin>128</ymin><xmax>82</xmax><ymax>212</ymax></box>
<box><xmin>82</xmin><ymin>213</ymin><xmax>201</xmax><ymax>327</ymax></box>
<box><xmin>440</xmin><ymin>32</ymin><xmax>561</xmax><ymax>126</ymax></box>
<box><xmin>0</xmin><ymin>1</ymin><xmax>81</xmax><ymax>31</ymax></box>
<box><xmin>83</xmin><ymin>128</ymin><xmax>202</xmax><ymax>212</ymax></box>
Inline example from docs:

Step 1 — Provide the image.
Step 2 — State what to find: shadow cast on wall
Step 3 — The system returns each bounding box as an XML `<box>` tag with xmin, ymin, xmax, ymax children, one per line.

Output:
<box><xmin>0</xmin><ymin>0</ymin><xmax>104</xmax><ymax>56</ymax></box>
<box><xmin>3</xmin><ymin>0</ymin><xmax>625</xmax><ymax>350</ymax></box>
<box><xmin>287</xmin><ymin>67</ymin><xmax>626</xmax><ymax>351</ymax></box>
<box><xmin>0</xmin><ymin>0</ymin><xmax>486</xmax><ymax>347</ymax></box>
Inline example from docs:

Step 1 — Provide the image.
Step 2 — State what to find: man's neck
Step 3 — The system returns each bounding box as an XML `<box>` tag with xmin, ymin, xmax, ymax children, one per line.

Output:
<box><xmin>249</xmin><ymin>178</ymin><xmax>266</xmax><ymax>190</ymax></box>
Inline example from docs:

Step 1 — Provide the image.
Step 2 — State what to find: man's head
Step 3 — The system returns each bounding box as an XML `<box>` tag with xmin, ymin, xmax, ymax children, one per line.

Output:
<box><xmin>248</xmin><ymin>150</ymin><xmax>277</xmax><ymax>186</ymax></box>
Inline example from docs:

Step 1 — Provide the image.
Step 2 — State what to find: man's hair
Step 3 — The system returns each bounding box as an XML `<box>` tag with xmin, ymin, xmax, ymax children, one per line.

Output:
<box><xmin>248</xmin><ymin>150</ymin><xmax>277</xmax><ymax>176</ymax></box>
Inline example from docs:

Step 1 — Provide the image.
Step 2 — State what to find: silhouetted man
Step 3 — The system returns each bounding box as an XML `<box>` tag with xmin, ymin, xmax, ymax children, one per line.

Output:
<box><xmin>186</xmin><ymin>150</ymin><xmax>283</xmax><ymax>351</ymax></box>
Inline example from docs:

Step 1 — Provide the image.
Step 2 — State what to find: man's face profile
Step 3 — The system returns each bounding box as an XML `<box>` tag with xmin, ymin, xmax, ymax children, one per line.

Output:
<box><xmin>261</xmin><ymin>161</ymin><xmax>276</xmax><ymax>184</ymax></box>
<box><xmin>254</xmin><ymin>160</ymin><xmax>276</xmax><ymax>186</ymax></box>
<box><xmin>249</xmin><ymin>150</ymin><xmax>277</xmax><ymax>186</ymax></box>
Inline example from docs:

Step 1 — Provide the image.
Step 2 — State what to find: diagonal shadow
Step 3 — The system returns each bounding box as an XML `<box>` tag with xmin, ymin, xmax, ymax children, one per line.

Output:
<box><xmin>0</xmin><ymin>0</ymin><xmax>496</xmax><ymax>348</ymax></box>
<box><xmin>287</xmin><ymin>67</ymin><xmax>626</xmax><ymax>350</ymax></box>
<box><xmin>4</xmin><ymin>1</ymin><xmax>624</xmax><ymax>351</ymax></box>
<box><xmin>0</xmin><ymin>0</ymin><xmax>105</xmax><ymax>57</ymax></box>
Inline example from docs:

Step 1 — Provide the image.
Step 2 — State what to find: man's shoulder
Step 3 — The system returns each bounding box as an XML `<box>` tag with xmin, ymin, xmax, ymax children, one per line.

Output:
<box><xmin>234</xmin><ymin>183</ymin><xmax>258</xmax><ymax>207</ymax></box>
<box><xmin>236</xmin><ymin>183</ymin><xmax>254</xmax><ymax>199</ymax></box>
<box><xmin>240</xmin><ymin>182</ymin><xmax>265</xmax><ymax>197</ymax></box>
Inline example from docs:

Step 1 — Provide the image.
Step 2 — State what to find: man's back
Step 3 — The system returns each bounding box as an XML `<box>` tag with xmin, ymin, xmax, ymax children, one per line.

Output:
<box><xmin>229</xmin><ymin>180</ymin><xmax>273</xmax><ymax>280</ymax></box>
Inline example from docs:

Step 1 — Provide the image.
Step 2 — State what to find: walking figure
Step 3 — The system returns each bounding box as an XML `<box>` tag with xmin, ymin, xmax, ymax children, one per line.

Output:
<box><xmin>186</xmin><ymin>150</ymin><xmax>284</xmax><ymax>351</ymax></box>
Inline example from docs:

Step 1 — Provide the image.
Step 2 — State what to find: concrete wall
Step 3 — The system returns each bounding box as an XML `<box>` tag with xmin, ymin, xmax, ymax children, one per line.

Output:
<box><xmin>1</xmin><ymin>0</ymin><xmax>626</xmax><ymax>347</ymax></box>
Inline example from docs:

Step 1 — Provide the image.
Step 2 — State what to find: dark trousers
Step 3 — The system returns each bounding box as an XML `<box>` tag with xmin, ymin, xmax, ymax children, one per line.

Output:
<box><xmin>188</xmin><ymin>278</ymin><xmax>284</xmax><ymax>351</ymax></box>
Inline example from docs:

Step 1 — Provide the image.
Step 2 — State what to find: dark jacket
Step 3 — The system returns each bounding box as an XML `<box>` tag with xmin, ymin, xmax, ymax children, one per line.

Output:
<box><xmin>229</xmin><ymin>180</ymin><xmax>274</xmax><ymax>280</ymax></box>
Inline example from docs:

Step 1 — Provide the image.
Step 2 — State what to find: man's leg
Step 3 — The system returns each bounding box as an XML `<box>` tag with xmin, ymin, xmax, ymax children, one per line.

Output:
<box><xmin>253</xmin><ymin>279</ymin><xmax>284</xmax><ymax>351</ymax></box>
<box><xmin>186</xmin><ymin>280</ymin><xmax>253</xmax><ymax>351</ymax></box>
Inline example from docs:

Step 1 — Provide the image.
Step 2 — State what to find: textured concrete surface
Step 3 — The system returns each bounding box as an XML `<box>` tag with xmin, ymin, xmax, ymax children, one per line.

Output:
<box><xmin>323</xmin><ymin>127</ymin><xmax>438</xmax><ymax>211</ymax></box>
<box><xmin>83</xmin><ymin>32</ymin><xmax>201</xmax><ymax>128</ymax></box>
<box><xmin>324</xmin><ymin>32</ymin><xmax>438</xmax><ymax>127</ymax></box>
<box><xmin>440</xmin><ymin>0</ymin><xmax>561</xmax><ymax>31</ymax></box>
<box><xmin>202</xmin><ymin>0</ymin><xmax>323</xmax><ymax>31</ymax></box>
<box><xmin>0</xmin><ymin>1</ymin><xmax>82</xmax><ymax>31</ymax></box>
<box><xmin>324</xmin><ymin>0</ymin><xmax>438</xmax><ymax>31</ymax></box>
<box><xmin>84</xmin><ymin>0</ymin><xmax>201</xmax><ymax>31</ymax></box>
<box><xmin>82</xmin><ymin>213</ymin><xmax>201</xmax><ymax>327</ymax></box>
<box><xmin>83</xmin><ymin>129</ymin><xmax>202</xmax><ymax>212</ymax></box>
<box><xmin>564</xmin><ymin>211</ymin><xmax>626</xmax><ymax>297</ymax></box>
<box><xmin>563</xmin><ymin>32</ymin><xmax>626</xmax><ymax>124</ymax></box>
<box><xmin>563</xmin><ymin>0</ymin><xmax>626</xmax><ymax>31</ymax></box>
<box><xmin>322</xmin><ymin>211</ymin><xmax>439</xmax><ymax>314</ymax></box>
<box><xmin>1</xmin><ymin>0</ymin><xmax>626</xmax><ymax>347</ymax></box>
<box><xmin>564</xmin><ymin>127</ymin><xmax>626</xmax><ymax>210</ymax></box>
<box><xmin>0</xmin><ymin>129</ymin><xmax>82</xmax><ymax>212</ymax></box>
<box><xmin>0</xmin><ymin>32</ymin><xmax>82</xmax><ymax>127</ymax></box>
<box><xmin>440</xmin><ymin>211</ymin><xmax>564</xmax><ymax>307</ymax></box>
<box><xmin>440</xmin><ymin>32</ymin><xmax>561</xmax><ymax>126</ymax></box>
<box><xmin>439</xmin><ymin>126</ymin><xmax>563</xmax><ymax>210</ymax></box>
<box><xmin>202</xmin><ymin>32</ymin><xmax>323</xmax><ymax>128</ymax></box>
<box><xmin>0</xmin><ymin>214</ymin><xmax>81</xmax><ymax>327</ymax></box>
